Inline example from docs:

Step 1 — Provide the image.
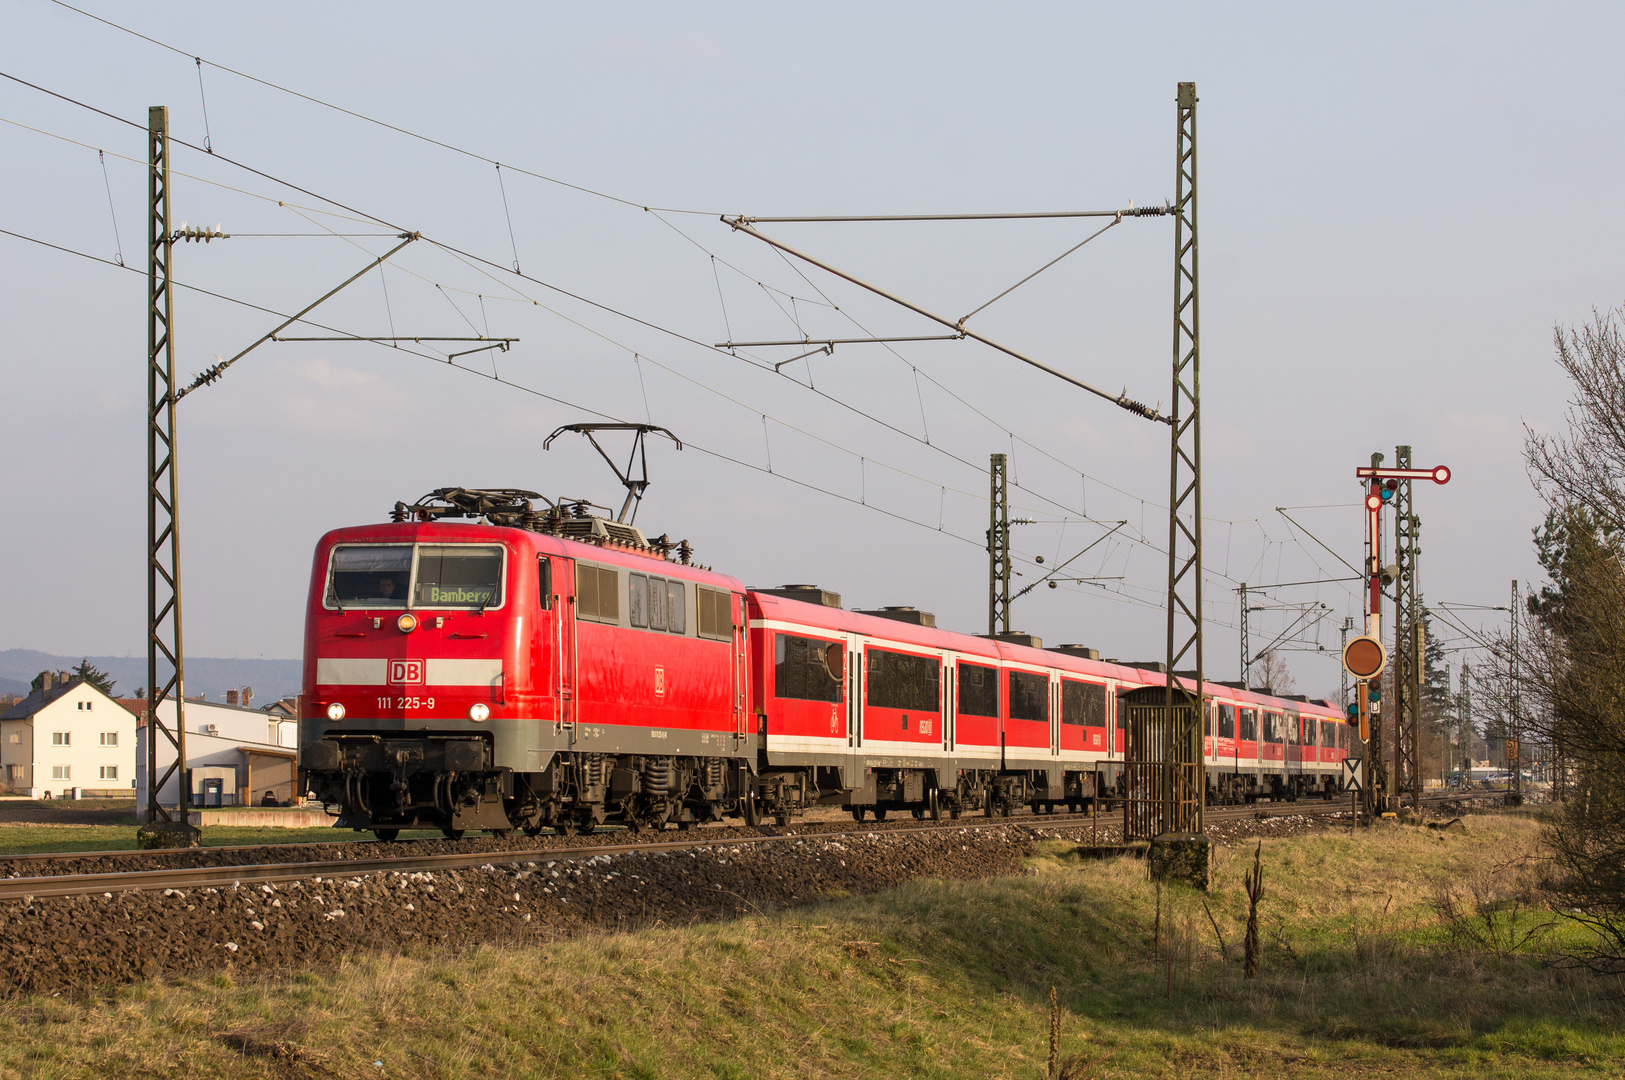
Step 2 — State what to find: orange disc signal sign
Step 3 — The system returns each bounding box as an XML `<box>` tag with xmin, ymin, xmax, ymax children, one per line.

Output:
<box><xmin>1342</xmin><ymin>635</ymin><xmax>1386</xmax><ymax>680</ymax></box>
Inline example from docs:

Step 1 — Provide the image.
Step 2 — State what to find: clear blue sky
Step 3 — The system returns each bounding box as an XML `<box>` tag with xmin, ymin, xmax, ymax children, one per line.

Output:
<box><xmin>3</xmin><ymin>1</ymin><xmax>1619</xmax><ymax>699</ymax></box>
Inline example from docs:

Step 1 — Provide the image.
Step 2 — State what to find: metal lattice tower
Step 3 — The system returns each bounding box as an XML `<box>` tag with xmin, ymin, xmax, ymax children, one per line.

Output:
<box><xmin>1392</xmin><ymin>444</ymin><xmax>1420</xmax><ymax>809</ymax></box>
<box><xmin>1162</xmin><ymin>81</ymin><xmax>1204</xmax><ymax>832</ymax></box>
<box><xmin>1238</xmin><ymin>583</ymin><xmax>1250</xmax><ymax>690</ymax></box>
<box><xmin>987</xmin><ymin>452</ymin><xmax>1010</xmax><ymax>636</ymax></box>
<box><xmin>145</xmin><ymin>106</ymin><xmax>192</xmax><ymax>837</ymax></box>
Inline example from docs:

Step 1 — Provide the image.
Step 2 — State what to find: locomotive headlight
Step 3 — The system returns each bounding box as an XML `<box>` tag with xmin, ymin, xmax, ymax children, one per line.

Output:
<box><xmin>397</xmin><ymin>613</ymin><xmax>418</xmax><ymax>633</ymax></box>
<box><xmin>468</xmin><ymin>703</ymin><xmax>490</xmax><ymax>722</ymax></box>
<box><xmin>326</xmin><ymin>702</ymin><xmax>346</xmax><ymax>722</ymax></box>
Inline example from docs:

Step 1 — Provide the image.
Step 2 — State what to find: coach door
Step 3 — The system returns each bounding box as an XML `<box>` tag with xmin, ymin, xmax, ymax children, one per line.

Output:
<box><xmin>942</xmin><ymin>653</ymin><xmax>955</xmax><ymax>753</ymax></box>
<box><xmin>850</xmin><ymin>642</ymin><xmax>862</xmax><ymax>751</ymax></box>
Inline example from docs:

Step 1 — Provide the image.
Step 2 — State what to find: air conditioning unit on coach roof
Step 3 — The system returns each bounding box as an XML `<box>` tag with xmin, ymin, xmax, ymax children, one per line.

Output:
<box><xmin>855</xmin><ymin>606</ymin><xmax>936</xmax><ymax>628</ymax></box>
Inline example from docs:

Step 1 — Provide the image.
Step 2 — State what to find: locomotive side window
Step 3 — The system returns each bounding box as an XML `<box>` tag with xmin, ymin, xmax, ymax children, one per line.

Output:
<box><xmin>666</xmin><ymin>581</ymin><xmax>685</xmax><ymax>634</ymax></box>
<box><xmin>576</xmin><ymin>563</ymin><xmax>620</xmax><ymax>623</ymax></box>
<box><xmin>1061</xmin><ymin>679</ymin><xmax>1106</xmax><ymax>727</ymax></box>
<box><xmin>774</xmin><ymin>634</ymin><xmax>843</xmax><ymax>702</ymax></box>
<box><xmin>866</xmin><ymin>649</ymin><xmax>939</xmax><ymax>712</ymax></box>
<box><xmin>958</xmin><ymin>663</ymin><xmax>999</xmax><ymax>718</ymax></box>
<box><xmin>1218</xmin><ymin>702</ymin><xmax>1236</xmax><ymax>739</ymax></box>
<box><xmin>696</xmin><ymin>587</ymin><xmax>732</xmax><ymax>640</ymax></box>
<box><xmin>1240</xmin><ymin>708</ymin><xmax>1258</xmax><ymax>741</ymax></box>
<box><xmin>1007</xmin><ymin>670</ymin><xmax>1048</xmax><ymax>723</ymax></box>
<box><xmin>648</xmin><ymin>575</ymin><xmax>667</xmax><ymax>631</ymax></box>
<box><xmin>327</xmin><ymin>545</ymin><xmax>411</xmax><ymax>607</ymax></box>
<box><xmin>415</xmin><ymin>545</ymin><xmax>504</xmax><ymax>608</ymax></box>
<box><xmin>537</xmin><ymin>556</ymin><xmax>551</xmax><ymax>610</ymax></box>
<box><xmin>629</xmin><ymin>573</ymin><xmax>648</xmax><ymax>628</ymax></box>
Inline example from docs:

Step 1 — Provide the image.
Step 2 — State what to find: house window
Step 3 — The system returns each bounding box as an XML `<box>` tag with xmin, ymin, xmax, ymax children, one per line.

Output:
<box><xmin>100</xmin><ymin>732</ymin><xmax>118</xmax><ymax>747</ymax></box>
<box><xmin>100</xmin><ymin>765</ymin><xmax>118</xmax><ymax>780</ymax></box>
<box><xmin>7</xmin><ymin>732</ymin><xmax>17</xmax><ymax>744</ymax></box>
<box><xmin>52</xmin><ymin>765</ymin><xmax>70</xmax><ymax>780</ymax></box>
<box><xmin>52</xmin><ymin>732</ymin><xmax>70</xmax><ymax>747</ymax></box>
<box><xmin>5</xmin><ymin>764</ymin><xmax>19</xmax><ymax>782</ymax></box>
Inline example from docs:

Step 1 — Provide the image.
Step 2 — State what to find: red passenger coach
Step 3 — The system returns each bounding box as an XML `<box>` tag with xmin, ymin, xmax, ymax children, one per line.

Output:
<box><xmin>300</xmin><ymin>488</ymin><xmax>1353</xmax><ymax>838</ymax></box>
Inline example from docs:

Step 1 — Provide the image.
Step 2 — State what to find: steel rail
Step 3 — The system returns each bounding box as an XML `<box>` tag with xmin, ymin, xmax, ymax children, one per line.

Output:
<box><xmin>0</xmin><ymin>790</ymin><xmax>1506</xmax><ymax>900</ymax></box>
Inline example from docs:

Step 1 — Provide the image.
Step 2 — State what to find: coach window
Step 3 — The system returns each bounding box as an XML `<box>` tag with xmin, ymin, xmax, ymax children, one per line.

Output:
<box><xmin>1061</xmin><ymin>680</ymin><xmax>1106</xmax><ymax>727</ymax></box>
<box><xmin>775</xmin><ymin>635</ymin><xmax>842</xmax><ymax>702</ymax></box>
<box><xmin>1007</xmin><ymin>670</ymin><xmax>1048</xmax><ymax>723</ymax></box>
<box><xmin>867</xmin><ymin>650</ymin><xmax>940</xmax><ymax>712</ymax></box>
<box><xmin>537</xmin><ymin>557</ymin><xmax>551</xmax><ymax>610</ymax></box>
<box><xmin>1304</xmin><ymin>718</ymin><xmax>1317</xmax><ymax>746</ymax></box>
<box><xmin>1218</xmin><ymin>703</ymin><xmax>1236</xmax><ymax>739</ymax></box>
<box><xmin>958</xmin><ymin>663</ymin><xmax>998</xmax><ymax>718</ymax></box>
<box><xmin>666</xmin><ymin>581</ymin><xmax>686</xmax><ymax>634</ymax></box>
<box><xmin>1286</xmin><ymin>715</ymin><xmax>1300</xmax><ymax>745</ymax></box>
<box><xmin>1240</xmin><ymin>708</ymin><xmax>1257</xmax><ymax>741</ymax></box>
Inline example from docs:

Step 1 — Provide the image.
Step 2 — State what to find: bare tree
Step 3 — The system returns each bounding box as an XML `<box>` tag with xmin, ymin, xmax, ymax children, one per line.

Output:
<box><xmin>1253</xmin><ymin>650</ymin><xmax>1295</xmax><ymax>695</ymax></box>
<box><xmin>1518</xmin><ymin>305</ymin><xmax>1625</xmax><ymax>974</ymax></box>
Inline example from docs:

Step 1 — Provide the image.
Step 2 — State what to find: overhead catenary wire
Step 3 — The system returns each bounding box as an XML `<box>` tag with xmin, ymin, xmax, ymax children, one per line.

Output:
<box><xmin>47</xmin><ymin>0</ymin><xmax>720</xmax><ymax>216</ymax></box>
<box><xmin>1</xmin><ymin>75</ymin><xmax>1339</xmax><ymax>635</ymax></box>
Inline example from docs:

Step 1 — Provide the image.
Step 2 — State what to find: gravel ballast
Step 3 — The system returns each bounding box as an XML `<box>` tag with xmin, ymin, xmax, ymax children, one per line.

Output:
<box><xmin>0</xmin><ymin>813</ymin><xmax>1343</xmax><ymax>996</ymax></box>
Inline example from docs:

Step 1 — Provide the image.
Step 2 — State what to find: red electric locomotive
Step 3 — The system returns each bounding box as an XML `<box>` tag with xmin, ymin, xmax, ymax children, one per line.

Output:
<box><xmin>300</xmin><ymin>488</ymin><xmax>1349</xmax><ymax>838</ymax></box>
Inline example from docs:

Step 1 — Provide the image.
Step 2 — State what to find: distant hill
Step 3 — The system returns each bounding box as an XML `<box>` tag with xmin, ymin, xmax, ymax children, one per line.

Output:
<box><xmin>0</xmin><ymin>650</ymin><xmax>301</xmax><ymax>704</ymax></box>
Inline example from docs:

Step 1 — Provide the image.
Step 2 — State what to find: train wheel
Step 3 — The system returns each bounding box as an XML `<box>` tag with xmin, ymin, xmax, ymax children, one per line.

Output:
<box><xmin>677</xmin><ymin>819</ymin><xmax>694</xmax><ymax>831</ymax></box>
<box><xmin>522</xmin><ymin>824</ymin><xmax>544</xmax><ymax>837</ymax></box>
<box><xmin>851</xmin><ymin>806</ymin><xmax>866</xmax><ymax>822</ymax></box>
<box><xmin>929</xmin><ymin>789</ymin><xmax>941</xmax><ymax>822</ymax></box>
<box><xmin>1001</xmin><ymin>801</ymin><xmax>1011</xmax><ymax>818</ymax></box>
<box><xmin>872</xmin><ymin>808</ymin><xmax>888</xmax><ymax>822</ymax></box>
<box><xmin>743</xmin><ymin>796</ymin><xmax>760</xmax><ymax>828</ymax></box>
<box><xmin>373</xmin><ymin>829</ymin><xmax>399</xmax><ymax>842</ymax></box>
<box><xmin>984</xmin><ymin>791</ymin><xmax>995</xmax><ymax>818</ymax></box>
<box><xmin>441</xmin><ymin>828</ymin><xmax>465</xmax><ymax>840</ymax></box>
<box><xmin>949</xmin><ymin>805</ymin><xmax>961</xmax><ymax>820</ymax></box>
<box><xmin>774</xmin><ymin>810</ymin><xmax>790</xmax><ymax>827</ymax></box>
<box><xmin>490</xmin><ymin>829</ymin><xmax>513</xmax><ymax>839</ymax></box>
<box><xmin>554</xmin><ymin>819</ymin><xmax>577</xmax><ymax>837</ymax></box>
<box><xmin>578</xmin><ymin>819</ymin><xmax>597</xmax><ymax>836</ymax></box>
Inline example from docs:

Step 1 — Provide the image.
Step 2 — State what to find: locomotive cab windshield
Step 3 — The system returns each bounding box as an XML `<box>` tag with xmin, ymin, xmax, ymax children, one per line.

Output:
<box><xmin>325</xmin><ymin>542</ymin><xmax>506</xmax><ymax>610</ymax></box>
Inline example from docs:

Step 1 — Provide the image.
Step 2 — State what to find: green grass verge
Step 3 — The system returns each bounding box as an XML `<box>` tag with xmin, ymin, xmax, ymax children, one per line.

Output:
<box><xmin>3</xmin><ymin>812</ymin><xmax>1621</xmax><ymax>1079</ymax></box>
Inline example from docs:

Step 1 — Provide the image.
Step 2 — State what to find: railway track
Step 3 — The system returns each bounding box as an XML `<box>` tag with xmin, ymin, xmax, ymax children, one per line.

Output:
<box><xmin>0</xmin><ymin>790</ymin><xmax>1506</xmax><ymax>901</ymax></box>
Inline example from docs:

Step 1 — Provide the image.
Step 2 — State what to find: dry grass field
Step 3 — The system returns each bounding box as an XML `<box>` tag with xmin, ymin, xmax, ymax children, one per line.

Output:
<box><xmin>2</xmin><ymin>809</ymin><xmax>1620</xmax><ymax>1079</ymax></box>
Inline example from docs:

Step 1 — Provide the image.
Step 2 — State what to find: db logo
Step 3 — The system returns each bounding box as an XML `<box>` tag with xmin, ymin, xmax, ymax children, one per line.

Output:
<box><xmin>389</xmin><ymin>660</ymin><xmax>424</xmax><ymax>685</ymax></box>
<box><xmin>653</xmin><ymin>665</ymin><xmax>666</xmax><ymax>698</ymax></box>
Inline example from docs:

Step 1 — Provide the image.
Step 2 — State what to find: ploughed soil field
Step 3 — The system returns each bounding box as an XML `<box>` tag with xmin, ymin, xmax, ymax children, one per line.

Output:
<box><xmin>0</xmin><ymin>813</ymin><xmax>1334</xmax><ymax>996</ymax></box>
